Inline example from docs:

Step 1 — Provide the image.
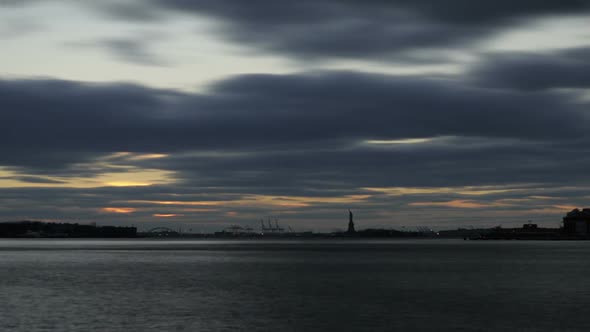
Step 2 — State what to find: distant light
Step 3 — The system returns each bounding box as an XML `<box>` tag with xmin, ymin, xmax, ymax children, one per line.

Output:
<box><xmin>106</xmin><ymin>181</ymin><xmax>152</xmax><ymax>187</ymax></box>
<box><xmin>128</xmin><ymin>153</ymin><xmax>168</xmax><ymax>161</ymax></box>
<box><xmin>366</xmin><ymin>138</ymin><xmax>432</xmax><ymax>145</ymax></box>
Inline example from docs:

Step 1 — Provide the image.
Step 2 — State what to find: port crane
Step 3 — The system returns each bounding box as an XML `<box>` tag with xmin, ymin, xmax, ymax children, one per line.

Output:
<box><xmin>260</xmin><ymin>217</ymin><xmax>285</xmax><ymax>234</ymax></box>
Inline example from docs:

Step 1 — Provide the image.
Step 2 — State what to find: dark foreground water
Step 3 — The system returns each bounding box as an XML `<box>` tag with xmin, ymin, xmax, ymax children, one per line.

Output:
<box><xmin>0</xmin><ymin>239</ymin><xmax>589</xmax><ymax>331</ymax></box>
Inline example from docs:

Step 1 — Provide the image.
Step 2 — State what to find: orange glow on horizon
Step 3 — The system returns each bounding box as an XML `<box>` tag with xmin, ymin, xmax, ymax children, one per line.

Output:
<box><xmin>153</xmin><ymin>214</ymin><xmax>184</xmax><ymax>218</ymax></box>
<box><xmin>409</xmin><ymin>200</ymin><xmax>510</xmax><ymax>209</ymax></box>
<box><xmin>180</xmin><ymin>208</ymin><xmax>218</xmax><ymax>212</ymax></box>
<box><xmin>106</xmin><ymin>181</ymin><xmax>152</xmax><ymax>187</ymax></box>
<box><xmin>0</xmin><ymin>165</ymin><xmax>176</xmax><ymax>189</ymax></box>
<box><xmin>128</xmin><ymin>200</ymin><xmax>226</xmax><ymax>206</ymax></box>
<box><xmin>101</xmin><ymin>207</ymin><xmax>136</xmax><ymax>214</ymax></box>
<box><xmin>128</xmin><ymin>153</ymin><xmax>168</xmax><ymax>161</ymax></box>
<box><xmin>124</xmin><ymin>194</ymin><xmax>370</xmax><ymax>209</ymax></box>
<box><xmin>242</xmin><ymin>194</ymin><xmax>371</xmax><ymax>207</ymax></box>
<box><xmin>364</xmin><ymin>186</ymin><xmax>524</xmax><ymax>196</ymax></box>
<box><xmin>102</xmin><ymin>152</ymin><xmax>169</xmax><ymax>161</ymax></box>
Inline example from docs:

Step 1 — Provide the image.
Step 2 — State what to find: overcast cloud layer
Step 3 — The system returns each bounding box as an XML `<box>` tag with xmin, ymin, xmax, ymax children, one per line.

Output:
<box><xmin>98</xmin><ymin>0</ymin><xmax>590</xmax><ymax>59</ymax></box>
<box><xmin>1</xmin><ymin>1</ymin><xmax>590</xmax><ymax>230</ymax></box>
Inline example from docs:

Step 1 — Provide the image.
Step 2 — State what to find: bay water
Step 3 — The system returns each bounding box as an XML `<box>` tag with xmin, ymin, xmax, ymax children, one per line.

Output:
<box><xmin>0</xmin><ymin>239</ymin><xmax>588</xmax><ymax>331</ymax></box>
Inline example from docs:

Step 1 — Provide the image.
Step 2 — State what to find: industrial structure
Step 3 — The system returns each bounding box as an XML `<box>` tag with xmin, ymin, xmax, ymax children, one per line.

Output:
<box><xmin>260</xmin><ymin>217</ymin><xmax>286</xmax><ymax>235</ymax></box>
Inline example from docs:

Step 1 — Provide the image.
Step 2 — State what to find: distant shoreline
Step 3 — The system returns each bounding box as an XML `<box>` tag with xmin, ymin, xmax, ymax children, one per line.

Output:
<box><xmin>2</xmin><ymin>220</ymin><xmax>590</xmax><ymax>241</ymax></box>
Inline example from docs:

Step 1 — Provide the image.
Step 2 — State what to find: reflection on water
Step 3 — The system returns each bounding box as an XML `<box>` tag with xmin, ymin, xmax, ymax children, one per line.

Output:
<box><xmin>0</xmin><ymin>239</ymin><xmax>589</xmax><ymax>331</ymax></box>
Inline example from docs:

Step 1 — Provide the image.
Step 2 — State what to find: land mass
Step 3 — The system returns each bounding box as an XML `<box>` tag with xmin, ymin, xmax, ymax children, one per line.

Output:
<box><xmin>2</xmin><ymin>218</ymin><xmax>590</xmax><ymax>240</ymax></box>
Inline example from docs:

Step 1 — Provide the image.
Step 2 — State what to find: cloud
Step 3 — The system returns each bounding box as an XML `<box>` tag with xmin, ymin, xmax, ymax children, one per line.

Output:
<box><xmin>0</xmin><ymin>19</ymin><xmax>43</xmax><ymax>38</ymax></box>
<box><xmin>1</xmin><ymin>70</ymin><xmax>590</xmax><ymax>228</ymax></box>
<box><xmin>14</xmin><ymin>176</ymin><xmax>64</xmax><ymax>184</ymax></box>
<box><xmin>2</xmin><ymin>176</ymin><xmax>66</xmax><ymax>184</ymax></box>
<box><xmin>0</xmin><ymin>0</ymin><xmax>39</xmax><ymax>6</ymax></box>
<box><xmin>3</xmin><ymin>1</ymin><xmax>590</xmax><ymax>229</ymax></box>
<box><xmin>471</xmin><ymin>47</ymin><xmax>590</xmax><ymax>90</ymax></box>
<box><xmin>101</xmin><ymin>207</ymin><xmax>136</xmax><ymax>214</ymax></box>
<box><xmin>68</xmin><ymin>38</ymin><xmax>168</xmax><ymax>66</ymax></box>
<box><xmin>0</xmin><ymin>71</ymin><xmax>588</xmax><ymax>185</ymax></box>
<box><xmin>6</xmin><ymin>1</ymin><xmax>589</xmax><ymax>61</ymax></box>
<box><xmin>153</xmin><ymin>213</ymin><xmax>183</xmax><ymax>218</ymax></box>
<box><xmin>121</xmin><ymin>0</ymin><xmax>590</xmax><ymax>60</ymax></box>
<box><xmin>0</xmin><ymin>183</ymin><xmax>586</xmax><ymax>230</ymax></box>
<box><xmin>409</xmin><ymin>199</ymin><xmax>511</xmax><ymax>209</ymax></box>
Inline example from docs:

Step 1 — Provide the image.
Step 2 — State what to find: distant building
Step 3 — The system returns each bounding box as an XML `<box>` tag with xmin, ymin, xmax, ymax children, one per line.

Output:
<box><xmin>347</xmin><ymin>210</ymin><xmax>355</xmax><ymax>233</ymax></box>
<box><xmin>522</xmin><ymin>223</ymin><xmax>538</xmax><ymax>230</ymax></box>
<box><xmin>563</xmin><ymin>208</ymin><xmax>590</xmax><ymax>235</ymax></box>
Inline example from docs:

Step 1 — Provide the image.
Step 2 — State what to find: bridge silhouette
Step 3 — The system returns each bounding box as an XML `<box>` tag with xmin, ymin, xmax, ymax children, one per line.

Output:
<box><xmin>144</xmin><ymin>227</ymin><xmax>181</xmax><ymax>237</ymax></box>
<box><xmin>147</xmin><ymin>227</ymin><xmax>178</xmax><ymax>233</ymax></box>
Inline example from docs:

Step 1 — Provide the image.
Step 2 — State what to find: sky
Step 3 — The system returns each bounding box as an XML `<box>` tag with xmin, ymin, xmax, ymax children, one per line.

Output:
<box><xmin>1</xmin><ymin>1</ymin><xmax>590</xmax><ymax>232</ymax></box>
